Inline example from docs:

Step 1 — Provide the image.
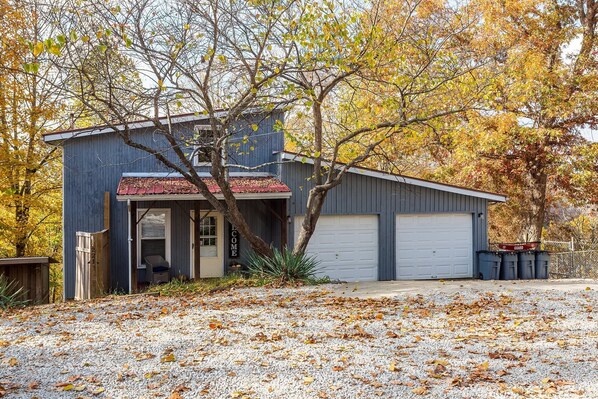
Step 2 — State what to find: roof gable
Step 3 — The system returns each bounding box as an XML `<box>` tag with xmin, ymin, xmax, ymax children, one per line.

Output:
<box><xmin>43</xmin><ymin>108</ymin><xmax>276</xmax><ymax>143</ymax></box>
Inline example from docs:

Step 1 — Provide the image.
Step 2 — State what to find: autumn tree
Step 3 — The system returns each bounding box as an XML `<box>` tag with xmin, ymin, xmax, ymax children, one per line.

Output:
<box><xmin>44</xmin><ymin>0</ymin><xmax>494</xmax><ymax>256</ymax></box>
<box><xmin>283</xmin><ymin>0</ymin><xmax>494</xmax><ymax>252</ymax></box>
<box><xmin>48</xmin><ymin>0</ymin><xmax>299</xmax><ymax>257</ymax></box>
<box><xmin>417</xmin><ymin>0</ymin><xmax>597</xmax><ymax>242</ymax></box>
<box><xmin>0</xmin><ymin>0</ymin><xmax>63</xmax><ymax>258</ymax></box>
<box><xmin>68</xmin><ymin>46</ymin><xmax>144</xmax><ymax>128</ymax></box>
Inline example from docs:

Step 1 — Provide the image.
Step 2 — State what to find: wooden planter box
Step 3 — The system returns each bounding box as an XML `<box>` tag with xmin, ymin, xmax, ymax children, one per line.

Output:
<box><xmin>0</xmin><ymin>257</ymin><xmax>54</xmax><ymax>305</ymax></box>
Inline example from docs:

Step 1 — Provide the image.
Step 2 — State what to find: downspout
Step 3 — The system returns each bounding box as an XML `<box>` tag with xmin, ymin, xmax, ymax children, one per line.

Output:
<box><xmin>127</xmin><ymin>199</ymin><xmax>132</xmax><ymax>294</ymax></box>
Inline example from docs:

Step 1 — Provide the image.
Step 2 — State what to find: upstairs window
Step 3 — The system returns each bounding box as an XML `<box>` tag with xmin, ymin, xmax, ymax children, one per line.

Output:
<box><xmin>192</xmin><ymin>125</ymin><xmax>214</xmax><ymax>166</ymax></box>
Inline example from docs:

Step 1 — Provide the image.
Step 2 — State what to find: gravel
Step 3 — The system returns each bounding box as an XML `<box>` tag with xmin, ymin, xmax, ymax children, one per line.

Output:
<box><xmin>1</xmin><ymin>283</ymin><xmax>597</xmax><ymax>398</ymax></box>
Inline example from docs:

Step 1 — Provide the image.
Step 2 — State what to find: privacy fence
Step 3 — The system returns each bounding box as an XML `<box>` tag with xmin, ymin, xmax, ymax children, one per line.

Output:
<box><xmin>75</xmin><ymin>229</ymin><xmax>110</xmax><ymax>300</ymax></box>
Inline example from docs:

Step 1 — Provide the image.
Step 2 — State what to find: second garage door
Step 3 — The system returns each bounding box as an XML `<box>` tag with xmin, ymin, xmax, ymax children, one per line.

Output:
<box><xmin>294</xmin><ymin>215</ymin><xmax>378</xmax><ymax>281</ymax></box>
<box><xmin>396</xmin><ymin>213</ymin><xmax>473</xmax><ymax>280</ymax></box>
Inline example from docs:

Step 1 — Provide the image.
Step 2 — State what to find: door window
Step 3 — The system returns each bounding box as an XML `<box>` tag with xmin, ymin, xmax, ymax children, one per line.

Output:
<box><xmin>200</xmin><ymin>216</ymin><xmax>218</xmax><ymax>257</ymax></box>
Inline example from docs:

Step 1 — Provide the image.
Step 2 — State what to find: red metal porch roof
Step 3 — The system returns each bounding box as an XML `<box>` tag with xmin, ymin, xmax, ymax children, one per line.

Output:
<box><xmin>116</xmin><ymin>176</ymin><xmax>291</xmax><ymax>197</ymax></box>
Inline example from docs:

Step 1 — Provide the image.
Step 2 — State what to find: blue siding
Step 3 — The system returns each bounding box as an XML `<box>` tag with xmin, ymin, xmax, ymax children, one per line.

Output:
<box><xmin>58</xmin><ymin>108</ymin><xmax>494</xmax><ymax>296</ymax></box>
<box><xmin>61</xmin><ymin>113</ymin><xmax>283</xmax><ymax>298</ymax></box>
<box><xmin>280</xmin><ymin>161</ymin><xmax>490</xmax><ymax>280</ymax></box>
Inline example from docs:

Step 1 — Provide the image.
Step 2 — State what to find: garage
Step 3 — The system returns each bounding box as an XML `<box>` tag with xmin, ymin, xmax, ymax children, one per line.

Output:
<box><xmin>396</xmin><ymin>213</ymin><xmax>473</xmax><ymax>280</ymax></box>
<box><xmin>294</xmin><ymin>215</ymin><xmax>378</xmax><ymax>281</ymax></box>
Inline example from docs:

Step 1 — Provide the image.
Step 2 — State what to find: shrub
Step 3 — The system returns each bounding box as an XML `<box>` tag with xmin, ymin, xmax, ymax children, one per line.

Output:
<box><xmin>0</xmin><ymin>275</ymin><xmax>29</xmax><ymax>309</ymax></box>
<box><xmin>247</xmin><ymin>248</ymin><xmax>320</xmax><ymax>282</ymax></box>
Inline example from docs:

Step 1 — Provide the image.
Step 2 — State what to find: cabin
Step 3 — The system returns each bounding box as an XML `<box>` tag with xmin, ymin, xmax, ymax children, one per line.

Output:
<box><xmin>43</xmin><ymin>110</ymin><xmax>506</xmax><ymax>299</ymax></box>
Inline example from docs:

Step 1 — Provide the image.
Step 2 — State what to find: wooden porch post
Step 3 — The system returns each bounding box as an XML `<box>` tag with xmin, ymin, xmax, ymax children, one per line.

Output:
<box><xmin>103</xmin><ymin>192</ymin><xmax>110</xmax><ymax>229</ymax></box>
<box><xmin>131</xmin><ymin>201</ymin><xmax>138</xmax><ymax>292</ymax></box>
<box><xmin>280</xmin><ymin>199</ymin><xmax>288</xmax><ymax>251</ymax></box>
<box><xmin>194</xmin><ymin>202</ymin><xmax>201</xmax><ymax>279</ymax></box>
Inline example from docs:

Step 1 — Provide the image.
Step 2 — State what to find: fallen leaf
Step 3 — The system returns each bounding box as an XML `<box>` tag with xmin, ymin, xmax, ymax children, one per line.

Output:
<box><xmin>161</xmin><ymin>353</ymin><xmax>176</xmax><ymax>363</ymax></box>
<box><xmin>512</xmin><ymin>387</ymin><xmax>526</xmax><ymax>395</ymax></box>
<box><xmin>412</xmin><ymin>386</ymin><xmax>429</xmax><ymax>395</ymax></box>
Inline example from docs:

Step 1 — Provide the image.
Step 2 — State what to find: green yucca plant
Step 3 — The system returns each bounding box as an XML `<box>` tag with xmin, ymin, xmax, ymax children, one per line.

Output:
<box><xmin>247</xmin><ymin>248</ymin><xmax>320</xmax><ymax>282</ymax></box>
<box><xmin>0</xmin><ymin>275</ymin><xmax>29</xmax><ymax>309</ymax></box>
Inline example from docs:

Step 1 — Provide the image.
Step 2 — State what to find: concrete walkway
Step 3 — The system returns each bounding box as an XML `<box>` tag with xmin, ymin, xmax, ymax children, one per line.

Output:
<box><xmin>326</xmin><ymin>278</ymin><xmax>598</xmax><ymax>299</ymax></box>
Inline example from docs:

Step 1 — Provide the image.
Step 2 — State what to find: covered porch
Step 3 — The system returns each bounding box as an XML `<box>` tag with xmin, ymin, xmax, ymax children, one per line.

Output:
<box><xmin>116</xmin><ymin>173</ymin><xmax>291</xmax><ymax>292</ymax></box>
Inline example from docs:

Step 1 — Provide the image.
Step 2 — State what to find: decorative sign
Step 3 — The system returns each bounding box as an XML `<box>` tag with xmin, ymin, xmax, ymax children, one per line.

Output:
<box><xmin>229</xmin><ymin>223</ymin><xmax>240</xmax><ymax>258</ymax></box>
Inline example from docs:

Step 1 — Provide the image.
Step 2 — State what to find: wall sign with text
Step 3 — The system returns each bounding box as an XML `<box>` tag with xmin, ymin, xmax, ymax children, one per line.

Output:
<box><xmin>229</xmin><ymin>223</ymin><xmax>240</xmax><ymax>258</ymax></box>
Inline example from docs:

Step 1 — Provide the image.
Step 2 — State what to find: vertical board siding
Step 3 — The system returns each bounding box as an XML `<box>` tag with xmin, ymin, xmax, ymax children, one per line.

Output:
<box><xmin>61</xmin><ymin>113</ymin><xmax>283</xmax><ymax>298</ymax></box>
<box><xmin>0</xmin><ymin>259</ymin><xmax>50</xmax><ymax>305</ymax></box>
<box><xmin>281</xmin><ymin>161</ymin><xmax>490</xmax><ymax>281</ymax></box>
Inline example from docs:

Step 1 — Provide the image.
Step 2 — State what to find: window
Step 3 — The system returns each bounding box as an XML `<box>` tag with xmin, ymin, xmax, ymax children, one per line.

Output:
<box><xmin>193</xmin><ymin>125</ymin><xmax>214</xmax><ymax>166</ymax></box>
<box><xmin>137</xmin><ymin>209</ymin><xmax>170</xmax><ymax>268</ymax></box>
<box><xmin>200</xmin><ymin>216</ymin><xmax>218</xmax><ymax>257</ymax></box>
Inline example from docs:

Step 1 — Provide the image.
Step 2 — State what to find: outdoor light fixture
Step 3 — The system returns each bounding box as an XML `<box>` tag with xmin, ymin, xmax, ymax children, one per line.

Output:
<box><xmin>478</xmin><ymin>213</ymin><xmax>485</xmax><ymax>219</ymax></box>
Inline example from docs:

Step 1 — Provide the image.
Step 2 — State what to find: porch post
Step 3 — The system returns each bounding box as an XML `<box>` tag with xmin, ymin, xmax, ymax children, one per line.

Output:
<box><xmin>130</xmin><ymin>201</ymin><xmax>138</xmax><ymax>292</ymax></box>
<box><xmin>280</xmin><ymin>199</ymin><xmax>288</xmax><ymax>251</ymax></box>
<box><xmin>194</xmin><ymin>202</ymin><xmax>201</xmax><ymax>279</ymax></box>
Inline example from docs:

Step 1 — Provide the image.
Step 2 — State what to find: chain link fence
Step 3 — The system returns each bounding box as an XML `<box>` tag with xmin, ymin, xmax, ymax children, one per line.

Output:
<box><xmin>549</xmin><ymin>250</ymin><xmax>598</xmax><ymax>279</ymax></box>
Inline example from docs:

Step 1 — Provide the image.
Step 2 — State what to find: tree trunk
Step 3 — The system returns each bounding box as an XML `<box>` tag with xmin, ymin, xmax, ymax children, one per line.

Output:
<box><xmin>525</xmin><ymin>169</ymin><xmax>548</xmax><ymax>242</ymax></box>
<box><xmin>292</xmin><ymin>101</ymin><xmax>330</xmax><ymax>255</ymax></box>
<box><xmin>293</xmin><ymin>188</ymin><xmax>327</xmax><ymax>255</ymax></box>
<box><xmin>222</xmin><ymin>194</ymin><xmax>273</xmax><ymax>257</ymax></box>
<box><xmin>15</xmin><ymin>201</ymin><xmax>29</xmax><ymax>257</ymax></box>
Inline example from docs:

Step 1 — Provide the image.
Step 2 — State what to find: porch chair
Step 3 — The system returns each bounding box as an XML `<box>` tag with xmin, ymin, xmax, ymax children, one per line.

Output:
<box><xmin>144</xmin><ymin>255</ymin><xmax>171</xmax><ymax>284</ymax></box>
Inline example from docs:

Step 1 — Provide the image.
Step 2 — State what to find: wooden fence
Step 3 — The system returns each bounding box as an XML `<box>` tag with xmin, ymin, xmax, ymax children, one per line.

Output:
<box><xmin>75</xmin><ymin>229</ymin><xmax>110</xmax><ymax>300</ymax></box>
<box><xmin>0</xmin><ymin>257</ymin><xmax>53</xmax><ymax>304</ymax></box>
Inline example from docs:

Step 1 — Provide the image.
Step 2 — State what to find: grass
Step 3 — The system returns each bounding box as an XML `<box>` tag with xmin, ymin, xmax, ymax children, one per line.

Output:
<box><xmin>146</xmin><ymin>272</ymin><xmax>331</xmax><ymax>297</ymax></box>
<box><xmin>146</xmin><ymin>273</ymin><xmax>270</xmax><ymax>296</ymax></box>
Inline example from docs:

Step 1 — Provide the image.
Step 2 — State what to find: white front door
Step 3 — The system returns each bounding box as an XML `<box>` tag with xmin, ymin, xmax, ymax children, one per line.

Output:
<box><xmin>395</xmin><ymin>213</ymin><xmax>473</xmax><ymax>280</ymax></box>
<box><xmin>190</xmin><ymin>211</ymin><xmax>224</xmax><ymax>278</ymax></box>
<box><xmin>294</xmin><ymin>215</ymin><xmax>379</xmax><ymax>282</ymax></box>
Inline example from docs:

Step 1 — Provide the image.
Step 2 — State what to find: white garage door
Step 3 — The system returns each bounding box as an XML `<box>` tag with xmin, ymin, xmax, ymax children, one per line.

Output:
<box><xmin>396</xmin><ymin>213</ymin><xmax>473</xmax><ymax>280</ymax></box>
<box><xmin>294</xmin><ymin>215</ymin><xmax>378</xmax><ymax>281</ymax></box>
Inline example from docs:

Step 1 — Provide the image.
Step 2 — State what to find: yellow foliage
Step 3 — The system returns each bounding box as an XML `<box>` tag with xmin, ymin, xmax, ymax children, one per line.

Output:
<box><xmin>0</xmin><ymin>0</ymin><xmax>62</xmax><ymax>263</ymax></box>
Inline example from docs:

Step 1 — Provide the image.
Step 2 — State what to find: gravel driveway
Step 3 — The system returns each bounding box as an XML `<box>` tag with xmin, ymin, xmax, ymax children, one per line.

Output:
<box><xmin>1</xmin><ymin>281</ymin><xmax>597</xmax><ymax>398</ymax></box>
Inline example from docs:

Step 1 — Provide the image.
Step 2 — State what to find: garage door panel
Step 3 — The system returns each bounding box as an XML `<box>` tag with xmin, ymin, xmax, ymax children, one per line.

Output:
<box><xmin>295</xmin><ymin>215</ymin><xmax>378</xmax><ymax>282</ymax></box>
<box><xmin>396</xmin><ymin>213</ymin><xmax>473</xmax><ymax>280</ymax></box>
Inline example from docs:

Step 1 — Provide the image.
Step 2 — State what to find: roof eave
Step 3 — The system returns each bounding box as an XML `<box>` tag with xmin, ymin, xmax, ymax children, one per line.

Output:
<box><xmin>116</xmin><ymin>192</ymin><xmax>292</xmax><ymax>202</ymax></box>
<box><xmin>280</xmin><ymin>152</ymin><xmax>507</xmax><ymax>203</ymax></box>
<box><xmin>42</xmin><ymin>107</ymin><xmax>274</xmax><ymax>144</ymax></box>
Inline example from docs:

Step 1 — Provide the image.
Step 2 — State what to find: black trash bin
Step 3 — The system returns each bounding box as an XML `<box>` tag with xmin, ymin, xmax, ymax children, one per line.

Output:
<box><xmin>478</xmin><ymin>251</ymin><xmax>501</xmax><ymax>280</ymax></box>
<box><xmin>534</xmin><ymin>251</ymin><xmax>550</xmax><ymax>279</ymax></box>
<box><xmin>500</xmin><ymin>252</ymin><xmax>518</xmax><ymax>280</ymax></box>
<box><xmin>517</xmin><ymin>251</ymin><xmax>536</xmax><ymax>279</ymax></box>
